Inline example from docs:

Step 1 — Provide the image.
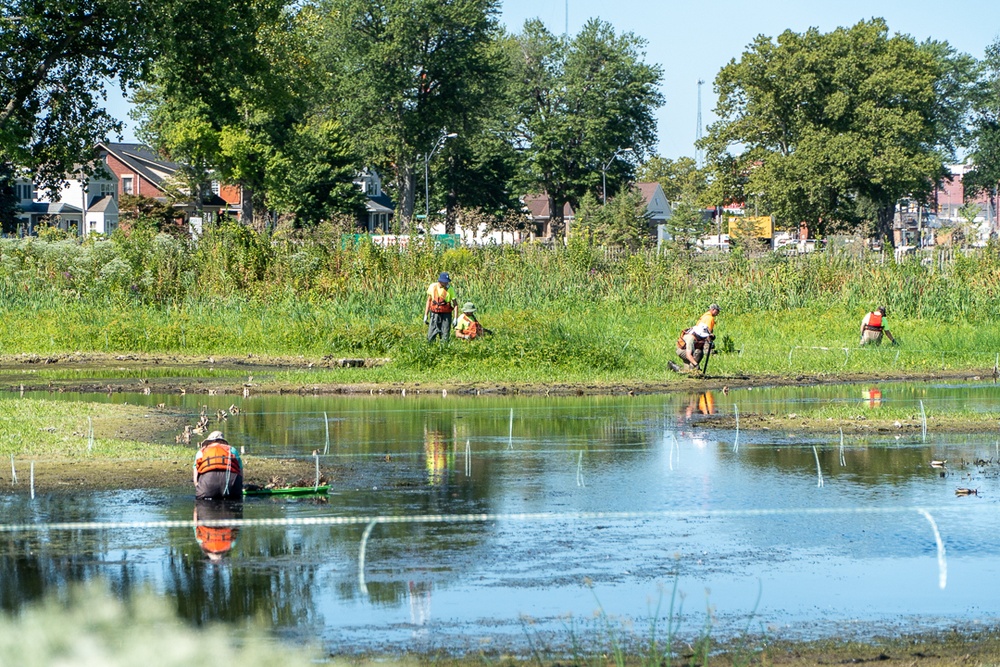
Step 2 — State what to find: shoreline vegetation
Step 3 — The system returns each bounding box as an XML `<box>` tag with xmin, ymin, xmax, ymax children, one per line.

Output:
<box><xmin>1</xmin><ymin>230</ymin><xmax>1000</xmax><ymax>386</ymax></box>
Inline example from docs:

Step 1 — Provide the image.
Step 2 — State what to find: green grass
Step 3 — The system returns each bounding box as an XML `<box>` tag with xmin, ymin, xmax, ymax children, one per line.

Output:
<box><xmin>0</xmin><ymin>397</ymin><xmax>188</xmax><ymax>460</ymax></box>
<box><xmin>4</xmin><ymin>231</ymin><xmax>1000</xmax><ymax>385</ymax></box>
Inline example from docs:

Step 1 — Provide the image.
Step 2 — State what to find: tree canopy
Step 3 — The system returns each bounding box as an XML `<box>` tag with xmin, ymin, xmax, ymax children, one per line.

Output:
<box><xmin>964</xmin><ymin>38</ymin><xmax>1000</xmax><ymax>213</ymax></box>
<box><xmin>0</xmin><ymin>0</ymin><xmax>154</xmax><ymax>189</ymax></box>
<box><xmin>509</xmin><ymin>19</ymin><xmax>663</xmax><ymax>237</ymax></box>
<box><xmin>702</xmin><ymin>18</ymin><xmax>975</xmax><ymax>242</ymax></box>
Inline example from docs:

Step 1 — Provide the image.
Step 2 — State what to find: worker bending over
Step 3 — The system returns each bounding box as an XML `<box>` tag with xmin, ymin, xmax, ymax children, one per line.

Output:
<box><xmin>860</xmin><ymin>306</ymin><xmax>896</xmax><ymax>346</ymax></box>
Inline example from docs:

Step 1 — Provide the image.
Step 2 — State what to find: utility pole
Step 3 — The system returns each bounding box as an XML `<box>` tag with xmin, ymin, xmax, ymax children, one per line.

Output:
<box><xmin>696</xmin><ymin>79</ymin><xmax>704</xmax><ymax>168</ymax></box>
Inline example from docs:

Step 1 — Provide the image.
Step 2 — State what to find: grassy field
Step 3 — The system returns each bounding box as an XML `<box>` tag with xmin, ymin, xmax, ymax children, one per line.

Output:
<box><xmin>2</xmin><ymin>226</ymin><xmax>1000</xmax><ymax>385</ymax></box>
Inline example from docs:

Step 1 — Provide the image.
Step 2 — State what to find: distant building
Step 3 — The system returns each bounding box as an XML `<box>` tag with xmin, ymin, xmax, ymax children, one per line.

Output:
<box><xmin>353</xmin><ymin>168</ymin><xmax>394</xmax><ymax>232</ymax></box>
<box><xmin>933</xmin><ymin>164</ymin><xmax>996</xmax><ymax>223</ymax></box>
<box><xmin>12</xmin><ymin>168</ymin><xmax>118</xmax><ymax>237</ymax></box>
<box><xmin>522</xmin><ymin>194</ymin><xmax>574</xmax><ymax>239</ymax></box>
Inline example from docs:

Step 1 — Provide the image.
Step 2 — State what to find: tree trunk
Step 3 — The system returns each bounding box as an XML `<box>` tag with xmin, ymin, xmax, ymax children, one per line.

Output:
<box><xmin>549</xmin><ymin>194</ymin><xmax>564</xmax><ymax>241</ymax></box>
<box><xmin>876</xmin><ymin>203</ymin><xmax>896</xmax><ymax>248</ymax></box>
<box><xmin>396</xmin><ymin>164</ymin><xmax>416</xmax><ymax>231</ymax></box>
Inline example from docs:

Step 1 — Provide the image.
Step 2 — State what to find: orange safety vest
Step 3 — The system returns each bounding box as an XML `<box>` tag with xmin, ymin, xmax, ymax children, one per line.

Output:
<box><xmin>196</xmin><ymin>442</ymin><xmax>241</xmax><ymax>475</ymax></box>
<box><xmin>676</xmin><ymin>328</ymin><xmax>707</xmax><ymax>350</ymax></box>
<box><xmin>428</xmin><ymin>283</ymin><xmax>453</xmax><ymax>314</ymax></box>
<box><xmin>196</xmin><ymin>525</ymin><xmax>236</xmax><ymax>555</ymax></box>
<box><xmin>864</xmin><ymin>312</ymin><xmax>883</xmax><ymax>330</ymax></box>
<box><xmin>455</xmin><ymin>314</ymin><xmax>482</xmax><ymax>339</ymax></box>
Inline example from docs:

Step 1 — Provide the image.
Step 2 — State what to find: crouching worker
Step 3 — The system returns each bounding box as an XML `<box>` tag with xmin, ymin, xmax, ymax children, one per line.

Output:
<box><xmin>193</xmin><ymin>430</ymin><xmax>243</xmax><ymax>500</ymax></box>
<box><xmin>669</xmin><ymin>323</ymin><xmax>713</xmax><ymax>372</ymax></box>
<box><xmin>454</xmin><ymin>302</ymin><xmax>492</xmax><ymax>340</ymax></box>
<box><xmin>860</xmin><ymin>306</ymin><xmax>896</xmax><ymax>346</ymax></box>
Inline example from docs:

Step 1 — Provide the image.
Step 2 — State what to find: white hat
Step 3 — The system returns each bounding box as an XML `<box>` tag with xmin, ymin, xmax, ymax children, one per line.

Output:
<box><xmin>206</xmin><ymin>431</ymin><xmax>225</xmax><ymax>442</ymax></box>
<box><xmin>691</xmin><ymin>323</ymin><xmax>711</xmax><ymax>338</ymax></box>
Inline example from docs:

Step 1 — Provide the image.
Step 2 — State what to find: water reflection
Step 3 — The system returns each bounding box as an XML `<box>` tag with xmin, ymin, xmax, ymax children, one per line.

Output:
<box><xmin>5</xmin><ymin>383</ymin><xmax>1000</xmax><ymax>653</ymax></box>
<box><xmin>193</xmin><ymin>500</ymin><xmax>242</xmax><ymax>562</ymax></box>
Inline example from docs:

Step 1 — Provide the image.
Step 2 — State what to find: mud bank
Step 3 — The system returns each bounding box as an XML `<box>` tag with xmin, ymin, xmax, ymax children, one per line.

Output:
<box><xmin>0</xmin><ymin>351</ymin><xmax>994</xmax><ymax>397</ymax></box>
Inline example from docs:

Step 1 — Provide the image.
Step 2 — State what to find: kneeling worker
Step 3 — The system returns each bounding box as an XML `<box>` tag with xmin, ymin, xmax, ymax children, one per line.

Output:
<box><xmin>193</xmin><ymin>430</ymin><xmax>243</xmax><ymax>500</ymax></box>
<box><xmin>454</xmin><ymin>302</ymin><xmax>491</xmax><ymax>340</ymax></box>
<box><xmin>671</xmin><ymin>323</ymin><xmax>713</xmax><ymax>372</ymax></box>
<box><xmin>860</xmin><ymin>306</ymin><xmax>896</xmax><ymax>346</ymax></box>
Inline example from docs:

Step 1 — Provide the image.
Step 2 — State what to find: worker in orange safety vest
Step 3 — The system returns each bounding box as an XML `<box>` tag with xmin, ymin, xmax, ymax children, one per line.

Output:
<box><xmin>193</xmin><ymin>430</ymin><xmax>243</xmax><ymax>500</ymax></box>
<box><xmin>860</xmin><ymin>306</ymin><xmax>896</xmax><ymax>346</ymax></box>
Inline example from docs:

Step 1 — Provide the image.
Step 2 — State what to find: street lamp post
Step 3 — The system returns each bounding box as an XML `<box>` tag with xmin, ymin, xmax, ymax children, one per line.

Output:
<box><xmin>602</xmin><ymin>147</ymin><xmax>634</xmax><ymax>205</ymax></box>
<box><xmin>424</xmin><ymin>130</ymin><xmax>458</xmax><ymax>223</ymax></box>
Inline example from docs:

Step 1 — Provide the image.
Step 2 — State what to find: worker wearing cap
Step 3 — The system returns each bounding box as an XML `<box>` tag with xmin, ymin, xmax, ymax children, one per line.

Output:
<box><xmin>193</xmin><ymin>430</ymin><xmax>243</xmax><ymax>500</ymax></box>
<box><xmin>697</xmin><ymin>303</ymin><xmax>721</xmax><ymax>333</ymax></box>
<box><xmin>860</xmin><ymin>306</ymin><xmax>896</xmax><ymax>346</ymax></box>
<box><xmin>454</xmin><ymin>302</ymin><xmax>484</xmax><ymax>340</ymax></box>
<box><xmin>424</xmin><ymin>272</ymin><xmax>457</xmax><ymax>342</ymax></box>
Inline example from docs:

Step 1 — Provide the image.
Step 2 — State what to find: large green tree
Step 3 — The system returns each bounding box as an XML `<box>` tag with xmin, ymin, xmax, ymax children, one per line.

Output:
<box><xmin>964</xmin><ymin>38</ymin><xmax>1000</xmax><ymax>219</ymax></box>
<box><xmin>702</xmin><ymin>19</ymin><xmax>974</xmax><ymax>242</ymax></box>
<box><xmin>510</xmin><ymin>19</ymin><xmax>663</xmax><ymax>237</ymax></box>
<box><xmin>133</xmin><ymin>0</ymin><xmax>363</xmax><ymax>229</ymax></box>
<box><xmin>319</xmin><ymin>0</ymin><xmax>503</xmax><ymax>227</ymax></box>
<box><xmin>0</xmin><ymin>0</ymin><xmax>155</xmax><ymax>190</ymax></box>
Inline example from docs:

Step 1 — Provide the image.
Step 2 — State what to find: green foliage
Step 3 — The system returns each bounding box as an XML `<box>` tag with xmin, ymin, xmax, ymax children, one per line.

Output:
<box><xmin>509</xmin><ymin>19</ymin><xmax>664</xmax><ymax>230</ymax></box>
<box><xmin>703</xmin><ymin>18</ymin><xmax>976</xmax><ymax>242</ymax></box>
<box><xmin>4</xmin><ymin>230</ymin><xmax>1000</xmax><ymax>382</ymax></box>
<box><xmin>597</xmin><ymin>185</ymin><xmax>654</xmax><ymax>250</ymax></box>
<box><xmin>320</xmin><ymin>0</ymin><xmax>504</xmax><ymax>223</ymax></box>
<box><xmin>637</xmin><ymin>155</ymin><xmax>707</xmax><ymax>205</ymax></box>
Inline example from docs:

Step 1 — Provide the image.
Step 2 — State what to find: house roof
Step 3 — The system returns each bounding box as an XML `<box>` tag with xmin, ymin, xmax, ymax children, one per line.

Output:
<box><xmin>522</xmin><ymin>194</ymin><xmax>574</xmax><ymax>219</ymax></box>
<box><xmin>367</xmin><ymin>193</ymin><xmax>394</xmax><ymax>212</ymax></box>
<box><xmin>88</xmin><ymin>195</ymin><xmax>117</xmax><ymax>213</ymax></box>
<box><xmin>634</xmin><ymin>182</ymin><xmax>662</xmax><ymax>206</ymax></box>
<box><xmin>97</xmin><ymin>142</ymin><xmax>180</xmax><ymax>190</ymax></box>
<box><xmin>17</xmin><ymin>202</ymin><xmax>82</xmax><ymax>215</ymax></box>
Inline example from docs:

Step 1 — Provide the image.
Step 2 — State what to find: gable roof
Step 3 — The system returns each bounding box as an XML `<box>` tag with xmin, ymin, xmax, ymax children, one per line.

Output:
<box><xmin>96</xmin><ymin>142</ymin><xmax>180</xmax><ymax>190</ymax></box>
<box><xmin>522</xmin><ymin>194</ymin><xmax>574</xmax><ymax>219</ymax></box>
<box><xmin>88</xmin><ymin>195</ymin><xmax>118</xmax><ymax>213</ymax></box>
<box><xmin>17</xmin><ymin>202</ymin><xmax>82</xmax><ymax>215</ymax></box>
<box><xmin>635</xmin><ymin>182</ymin><xmax>663</xmax><ymax>206</ymax></box>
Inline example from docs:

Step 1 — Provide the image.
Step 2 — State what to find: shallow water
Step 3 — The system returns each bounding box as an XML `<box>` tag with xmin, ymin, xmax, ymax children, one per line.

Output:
<box><xmin>3</xmin><ymin>381</ymin><xmax>1000</xmax><ymax>654</ymax></box>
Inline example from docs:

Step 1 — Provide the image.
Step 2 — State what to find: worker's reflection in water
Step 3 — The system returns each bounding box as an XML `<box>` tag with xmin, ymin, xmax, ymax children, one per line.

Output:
<box><xmin>193</xmin><ymin>499</ymin><xmax>243</xmax><ymax>562</ymax></box>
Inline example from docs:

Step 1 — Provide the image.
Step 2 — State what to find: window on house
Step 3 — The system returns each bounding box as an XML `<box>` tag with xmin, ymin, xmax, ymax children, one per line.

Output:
<box><xmin>211</xmin><ymin>180</ymin><xmax>220</xmax><ymax>195</ymax></box>
<box><xmin>16</xmin><ymin>183</ymin><xmax>32</xmax><ymax>200</ymax></box>
<box><xmin>122</xmin><ymin>176</ymin><xmax>134</xmax><ymax>195</ymax></box>
<box><xmin>101</xmin><ymin>183</ymin><xmax>115</xmax><ymax>198</ymax></box>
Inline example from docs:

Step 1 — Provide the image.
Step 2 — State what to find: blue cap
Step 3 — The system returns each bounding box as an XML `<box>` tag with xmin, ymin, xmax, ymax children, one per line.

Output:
<box><xmin>439</xmin><ymin>272</ymin><xmax>450</xmax><ymax>283</ymax></box>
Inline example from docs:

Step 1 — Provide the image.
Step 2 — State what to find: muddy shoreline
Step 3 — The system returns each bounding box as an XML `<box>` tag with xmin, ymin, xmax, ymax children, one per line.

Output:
<box><xmin>0</xmin><ymin>351</ymin><xmax>995</xmax><ymax>397</ymax></box>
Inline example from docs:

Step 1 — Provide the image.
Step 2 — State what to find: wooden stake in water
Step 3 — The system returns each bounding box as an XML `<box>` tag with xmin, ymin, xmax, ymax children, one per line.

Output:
<box><xmin>10</xmin><ymin>455</ymin><xmax>16</xmax><ymax>485</ymax></box>
<box><xmin>88</xmin><ymin>417</ymin><xmax>94</xmax><ymax>454</ymax></box>
<box><xmin>30</xmin><ymin>461</ymin><xmax>34</xmax><ymax>499</ymax></box>
<box><xmin>323</xmin><ymin>411</ymin><xmax>331</xmax><ymax>456</ymax></box>
<box><xmin>508</xmin><ymin>408</ymin><xmax>514</xmax><ymax>450</ymax></box>
<box><xmin>733</xmin><ymin>405</ymin><xmax>740</xmax><ymax>453</ymax></box>
<box><xmin>314</xmin><ymin>451</ymin><xmax>320</xmax><ymax>490</ymax></box>
<box><xmin>812</xmin><ymin>446</ymin><xmax>824</xmax><ymax>488</ymax></box>
<box><xmin>576</xmin><ymin>450</ymin><xmax>585</xmax><ymax>488</ymax></box>
<box><xmin>465</xmin><ymin>439</ymin><xmax>471</xmax><ymax>476</ymax></box>
<box><xmin>839</xmin><ymin>428</ymin><xmax>846</xmax><ymax>467</ymax></box>
<box><xmin>919</xmin><ymin>400</ymin><xmax>928</xmax><ymax>442</ymax></box>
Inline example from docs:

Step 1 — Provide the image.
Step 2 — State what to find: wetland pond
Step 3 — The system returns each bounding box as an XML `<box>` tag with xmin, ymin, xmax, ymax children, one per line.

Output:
<box><xmin>3</xmin><ymin>380</ymin><xmax>1000</xmax><ymax>655</ymax></box>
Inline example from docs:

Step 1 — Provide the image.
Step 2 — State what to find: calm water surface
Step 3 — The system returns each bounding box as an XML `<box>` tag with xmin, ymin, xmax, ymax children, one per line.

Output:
<box><xmin>3</xmin><ymin>380</ymin><xmax>1000</xmax><ymax>654</ymax></box>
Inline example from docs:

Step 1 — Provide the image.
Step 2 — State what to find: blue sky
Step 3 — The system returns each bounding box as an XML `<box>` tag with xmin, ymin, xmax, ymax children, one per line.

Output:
<box><xmin>105</xmin><ymin>0</ymin><xmax>1000</xmax><ymax>160</ymax></box>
